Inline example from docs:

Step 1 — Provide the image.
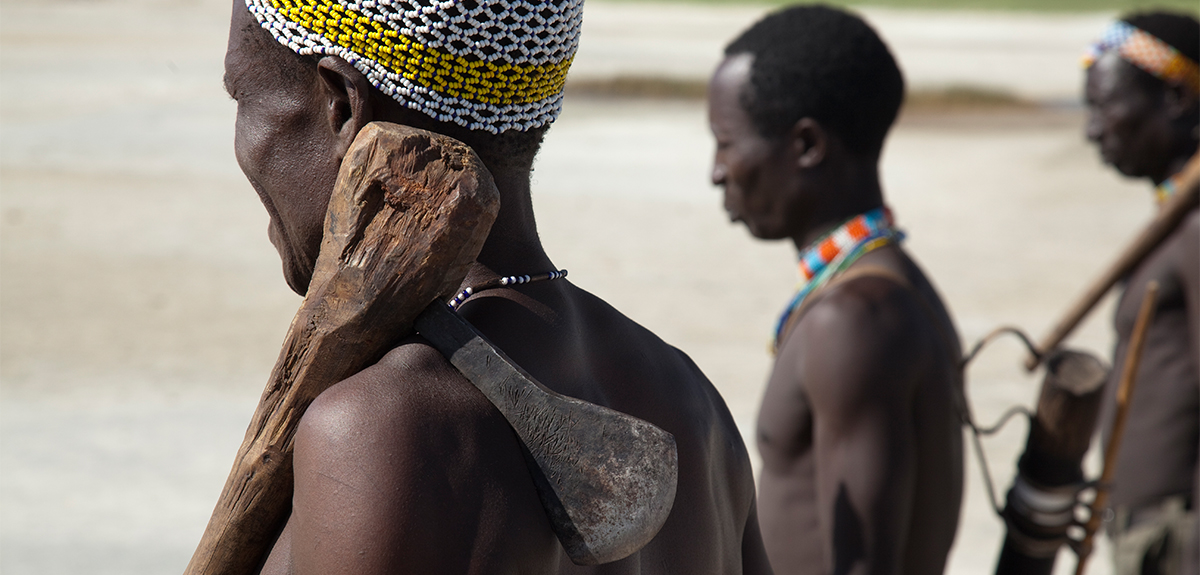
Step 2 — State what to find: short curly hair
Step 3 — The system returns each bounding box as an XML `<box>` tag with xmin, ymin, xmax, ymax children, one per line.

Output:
<box><xmin>1122</xmin><ymin>11</ymin><xmax>1199</xmax><ymax>65</ymax></box>
<box><xmin>724</xmin><ymin>4</ymin><xmax>904</xmax><ymax>158</ymax></box>
<box><xmin>1118</xmin><ymin>11</ymin><xmax>1200</xmax><ymax>96</ymax></box>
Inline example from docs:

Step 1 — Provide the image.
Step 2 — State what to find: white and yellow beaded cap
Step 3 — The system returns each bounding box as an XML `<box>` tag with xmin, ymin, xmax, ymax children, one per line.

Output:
<box><xmin>246</xmin><ymin>0</ymin><xmax>584</xmax><ymax>133</ymax></box>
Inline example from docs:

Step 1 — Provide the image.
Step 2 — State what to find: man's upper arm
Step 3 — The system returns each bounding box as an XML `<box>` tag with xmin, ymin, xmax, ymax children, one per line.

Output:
<box><xmin>790</xmin><ymin>279</ymin><xmax>928</xmax><ymax>575</ymax></box>
<box><xmin>288</xmin><ymin>345</ymin><xmax>459</xmax><ymax>574</ymax></box>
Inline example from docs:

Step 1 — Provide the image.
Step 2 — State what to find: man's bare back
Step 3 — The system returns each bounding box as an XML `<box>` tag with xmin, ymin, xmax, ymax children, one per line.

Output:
<box><xmin>258</xmin><ymin>267</ymin><xmax>768</xmax><ymax>573</ymax></box>
<box><xmin>755</xmin><ymin>247</ymin><xmax>962</xmax><ymax>575</ymax></box>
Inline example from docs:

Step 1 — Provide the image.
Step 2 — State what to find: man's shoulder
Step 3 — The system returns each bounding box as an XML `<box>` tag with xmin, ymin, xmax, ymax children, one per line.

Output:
<box><xmin>301</xmin><ymin>340</ymin><xmax>483</xmax><ymax>431</ymax></box>
<box><xmin>782</xmin><ymin>261</ymin><xmax>946</xmax><ymax>409</ymax></box>
<box><xmin>297</xmin><ymin>339</ymin><xmax>529</xmax><ymax>468</ymax></box>
<box><xmin>1158</xmin><ymin>206</ymin><xmax>1200</xmax><ymax>254</ymax></box>
<box><xmin>294</xmin><ymin>341</ymin><xmax>510</xmax><ymax>489</ymax></box>
<box><xmin>793</xmin><ymin>264</ymin><xmax>930</xmax><ymax>356</ymax></box>
<box><xmin>1170</xmin><ymin>207</ymin><xmax>1199</xmax><ymax>261</ymax></box>
<box><xmin>1130</xmin><ymin>206</ymin><xmax>1200</xmax><ymax>310</ymax></box>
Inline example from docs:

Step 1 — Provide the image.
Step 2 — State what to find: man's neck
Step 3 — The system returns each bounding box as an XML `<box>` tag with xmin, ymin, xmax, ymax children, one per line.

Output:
<box><xmin>1151</xmin><ymin>146</ymin><xmax>1197</xmax><ymax>187</ymax></box>
<box><xmin>475</xmin><ymin>167</ymin><xmax>554</xmax><ymax>274</ymax></box>
<box><xmin>791</xmin><ymin>162</ymin><xmax>885</xmax><ymax>252</ymax></box>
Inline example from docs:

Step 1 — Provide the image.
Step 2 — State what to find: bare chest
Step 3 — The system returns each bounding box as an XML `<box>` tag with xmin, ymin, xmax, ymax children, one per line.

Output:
<box><xmin>756</xmin><ymin>358</ymin><xmax>815</xmax><ymax>471</ymax></box>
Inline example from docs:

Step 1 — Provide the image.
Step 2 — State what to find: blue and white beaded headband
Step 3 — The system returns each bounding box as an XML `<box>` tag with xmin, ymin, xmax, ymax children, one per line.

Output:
<box><xmin>1084</xmin><ymin>20</ymin><xmax>1200</xmax><ymax>94</ymax></box>
<box><xmin>245</xmin><ymin>0</ymin><xmax>584</xmax><ymax>134</ymax></box>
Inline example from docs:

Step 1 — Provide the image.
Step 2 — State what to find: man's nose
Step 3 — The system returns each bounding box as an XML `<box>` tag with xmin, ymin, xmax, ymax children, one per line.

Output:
<box><xmin>711</xmin><ymin>163</ymin><xmax>726</xmax><ymax>186</ymax></box>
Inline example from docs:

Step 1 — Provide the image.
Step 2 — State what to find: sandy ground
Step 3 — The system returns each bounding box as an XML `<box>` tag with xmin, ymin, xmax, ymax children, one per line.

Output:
<box><xmin>573</xmin><ymin>3</ymin><xmax>1109</xmax><ymax>101</ymax></box>
<box><xmin>1</xmin><ymin>0</ymin><xmax>1156</xmax><ymax>573</ymax></box>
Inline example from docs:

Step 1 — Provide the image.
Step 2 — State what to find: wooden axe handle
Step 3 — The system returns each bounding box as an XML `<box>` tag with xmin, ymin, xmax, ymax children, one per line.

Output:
<box><xmin>184</xmin><ymin>122</ymin><xmax>500</xmax><ymax>575</ymax></box>
<box><xmin>1026</xmin><ymin>152</ymin><xmax>1200</xmax><ymax>370</ymax></box>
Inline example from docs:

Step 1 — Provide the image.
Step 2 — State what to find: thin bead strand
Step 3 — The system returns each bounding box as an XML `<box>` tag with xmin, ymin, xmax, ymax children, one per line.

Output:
<box><xmin>449</xmin><ymin>269</ymin><xmax>567</xmax><ymax>309</ymax></box>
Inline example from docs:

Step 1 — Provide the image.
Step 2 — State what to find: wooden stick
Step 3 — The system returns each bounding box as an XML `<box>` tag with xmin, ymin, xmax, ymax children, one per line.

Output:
<box><xmin>1026</xmin><ymin>152</ymin><xmax>1200</xmax><ymax>371</ymax></box>
<box><xmin>183</xmin><ymin>122</ymin><xmax>500</xmax><ymax>575</ymax></box>
<box><xmin>1073</xmin><ymin>281</ymin><xmax>1158</xmax><ymax>575</ymax></box>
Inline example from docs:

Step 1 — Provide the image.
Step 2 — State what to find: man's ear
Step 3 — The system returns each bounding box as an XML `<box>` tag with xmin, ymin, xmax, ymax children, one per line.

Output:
<box><xmin>789</xmin><ymin>118</ymin><xmax>827</xmax><ymax>170</ymax></box>
<box><xmin>316</xmin><ymin>56</ymin><xmax>373</xmax><ymax>158</ymax></box>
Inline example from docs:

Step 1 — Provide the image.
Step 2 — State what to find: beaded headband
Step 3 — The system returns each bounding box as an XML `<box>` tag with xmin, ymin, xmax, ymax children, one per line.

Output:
<box><xmin>245</xmin><ymin>0</ymin><xmax>583</xmax><ymax>133</ymax></box>
<box><xmin>1083</xmin><ymin>21</ymin><xmax>1200</xmax><ymax>94</ymax></box>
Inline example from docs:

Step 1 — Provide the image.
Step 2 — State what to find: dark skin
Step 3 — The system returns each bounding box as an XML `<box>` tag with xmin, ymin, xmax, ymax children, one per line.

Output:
<box><xmin>1085</xmin><ymin>52</ymin><xmax>1199</xmax><ymax>185</ymax></box>
<box><xmin>224</xmin><ymin>3</ymin><xmax>773</xmax><ymax>573</ymax></box>
<box><xmin>1084</xmin><ymin>51</ymin><xmax>1199</xmax><ymax>543</ymax></box>
<box><xmin>708</xmin><ymin>54</ymin><xmax>964</xmax><ymax>575</ymax></box>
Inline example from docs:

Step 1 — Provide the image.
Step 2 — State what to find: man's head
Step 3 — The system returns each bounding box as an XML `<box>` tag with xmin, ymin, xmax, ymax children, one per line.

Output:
<box><xmin>223</xmin><ymin>0</ymin><xmax>581</xmax><ymax>294</ymax></box>
<box><xmin>1084</xmin><ymin>12</ymin><xmax>1199</xmax><ymax>183</ymax></box>
<box><xmin>708</xmin><ymin>5</ymin><xmax>903</xmax><ymax>241</ymax></box>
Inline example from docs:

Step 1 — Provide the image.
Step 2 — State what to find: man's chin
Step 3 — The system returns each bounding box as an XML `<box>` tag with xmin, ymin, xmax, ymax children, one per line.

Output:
<box><xmin>731</xmin><ymin>215</ymin><xmax>768</xmax><ymax>239</ymax></box>
<box><xmin>1109</xmin><ymin>159</ymin><xmax>1144</xmax><ymax>180</ymax></box>
<box><xmin>268</xmin><ymin>225</ymin><xmax>316</xmax><ymax>295</ymax></box>
<box><xmin>281</xmin><ymin>260</ymin><xmax>315</xmax><ymax>296</ymax></box>
<box><xmin>744</xmin><ymin>221</ymin><xmax>785</xmax><ymax>241</ymax></box>
<box><xmin>1099</xmin><ymin>149</ymin><xmax>1140</xmax><ymax>178</ymax></box>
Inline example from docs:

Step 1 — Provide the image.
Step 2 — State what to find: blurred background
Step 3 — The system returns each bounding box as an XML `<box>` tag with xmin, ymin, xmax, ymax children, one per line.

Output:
<box><xmin>2</xmin><ymin>0</ymin><xmax>1194</xmax><ymax>573</ymax></box>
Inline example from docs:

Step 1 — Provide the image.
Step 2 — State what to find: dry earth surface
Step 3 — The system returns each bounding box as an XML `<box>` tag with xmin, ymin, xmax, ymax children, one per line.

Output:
<box><xmin>1</xmin><ymin>0</ymin><xmax>1158</xmax><ymax>573</ymax></box>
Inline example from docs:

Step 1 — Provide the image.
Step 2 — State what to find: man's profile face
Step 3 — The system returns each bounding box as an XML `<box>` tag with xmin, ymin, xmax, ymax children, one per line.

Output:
<box><xmin>708</xmin><ymin>54</ymin><xmax>799</xmax><ymax>241</ymax></box>
<box><xmin>224</xmin><ymin>1</ymin><xmax>340</xmax><ymax>294</ymax></box>
<box><xmin>1084</xmin><ymin>52</ymin><xmax>1171</xmax><ymax>180</ymax></box>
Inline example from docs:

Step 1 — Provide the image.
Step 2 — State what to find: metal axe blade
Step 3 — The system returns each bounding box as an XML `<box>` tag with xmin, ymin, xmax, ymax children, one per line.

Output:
<box><xmin>414</xmin><ymin>302</ymin><xmax>679</xmax><ymax>565</ymax></box>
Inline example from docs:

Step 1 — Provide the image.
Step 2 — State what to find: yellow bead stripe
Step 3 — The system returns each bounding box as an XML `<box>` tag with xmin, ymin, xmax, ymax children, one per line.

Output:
<box><xmin>267</xmin><ymin>0</ymin><xmax>573</xmax><ymax>107</ymax></box>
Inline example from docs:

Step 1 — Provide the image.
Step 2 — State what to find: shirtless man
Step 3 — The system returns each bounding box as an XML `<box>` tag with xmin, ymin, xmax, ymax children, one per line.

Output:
<box><xmin>220</xmin><ymin>0</ymin><xmax>771</xmax><ymax>572</ymax></box>
<box><xmin>707</xmin><ymin>6</ymin><xmax>963</xmax><ymax>574</ymax></box>
<box><xmin>1082</xmin><ymin>12</ymin><xmax>1199</xmax><ymax>575</ymax></box>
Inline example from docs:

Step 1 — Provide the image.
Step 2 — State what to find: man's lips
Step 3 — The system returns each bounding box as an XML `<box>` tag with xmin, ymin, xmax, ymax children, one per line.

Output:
<box><xmin>724</xmin><ymin>200</ymin><xmax>742</xmax><ymax>223</ymax></box>
<box><xmin>721</xmin><ymin>190</ymin><xmax>740</xmax><ymax>223</ymax></box>
<box><xmin>266</xmin><ymin>219</ymin><xmax>288</xmax><ymax>257</ymax></box>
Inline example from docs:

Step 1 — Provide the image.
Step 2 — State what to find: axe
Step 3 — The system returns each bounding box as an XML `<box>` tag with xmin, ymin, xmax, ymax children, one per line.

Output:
<box><xmin>184</xmin><ymin>122</ymin><xmax>677</xmax><ymax>575</ymax></box>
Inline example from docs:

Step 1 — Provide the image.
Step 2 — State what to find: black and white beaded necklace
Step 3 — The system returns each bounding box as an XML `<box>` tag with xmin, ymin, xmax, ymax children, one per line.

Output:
<box><xmin>448</xmin><ymin>269</ymin><xmax>568</xmax><ymax>310</ymax></box>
